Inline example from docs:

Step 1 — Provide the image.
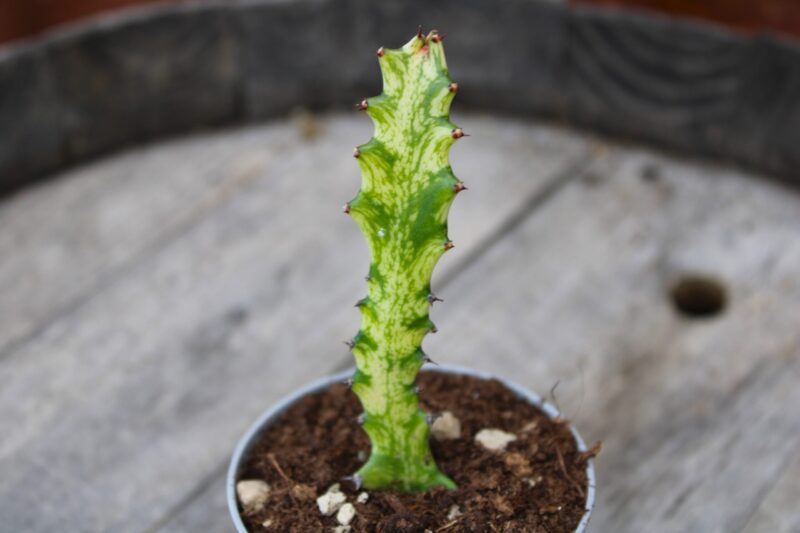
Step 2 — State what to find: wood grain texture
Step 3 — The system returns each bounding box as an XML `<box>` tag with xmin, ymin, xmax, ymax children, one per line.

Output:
<box><xmin>566</xmin><ymin>6</ymin><xmax>800</xmax><ymax>184</ymax></box>
<box><xmin>48</xmin><ymin>3</ymin><xmax>240</xmax><ymax>161</ymax></box>
<box><xmin>743</xmin><ymin>455</ymin><xmax>800</xmax><ymax>533</ymax></box>
<box><xmin>2</xmin><ymin>0</ymin><xmax>800</xmax><ymax>194</ymax></box>
<box><xmin>0</xmin><ymin>120</ymin><xmax>294</xmax><ymax>357</ymax></box>
<box><xmin>423</xmin><ymin>145</ymin><xmax>800</xmax><ymax>531</ymax></box>
<box><xmin>0</xmin><ymin>44</ymin><xmax>62</xmax><ymax>187</ymax></box>
<box><xmin>0</xmin><ymin>113</ymin><xmax>591</xmax><ymax>532</ymax></box>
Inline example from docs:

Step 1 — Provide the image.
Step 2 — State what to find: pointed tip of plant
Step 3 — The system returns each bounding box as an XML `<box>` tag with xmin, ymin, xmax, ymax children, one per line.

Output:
<box><xmin>444</xmin><ymin>240</ymin><xmax>455</xmax><ymax>251</ymax></box>
<box><xmin>453</xmin><ymin>181</ymin><xmax>467</xmax><ymax>193</ymax></box>
<box><xmin>448</xmin><ymin>82</ymin><xmax>459</xmax><ymax>93</ymax></box>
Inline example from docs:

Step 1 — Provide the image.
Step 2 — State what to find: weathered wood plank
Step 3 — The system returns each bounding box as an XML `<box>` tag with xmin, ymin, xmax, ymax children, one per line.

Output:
<box><xmin>4</xmin><ymin>0</ymin><xmax>800</xmax><ymax>193</ymax></box>
<box><xmin>160</xmin><ymin>128</ymin><xmax>800</xmax><ymax>531</ymax></box>
<box><xmin>566</xmin><ymin>7</ymin><xmax>800</xmax><ymax>183</ymax></box>
<box><xmin>742</xmin><ymin>455</ymin><xmax>800</xmax><ymax>533</ymax></box>
<box><xmin>49</xmin><ymin>3</ymin><xmax>240</xmax><ymax>162</ymax></box>
<box><xmin>423</xmin><ymin>147</ymin><xmax>800</xmax><ymax>531</ymax></box>
<box><xmin>0</xmin><ymin>118</ymin><xmax>303</xmax><ymax>357</ymax></box>
<box><xmin>0</xmin><ymin>113</ymin><xmax>591</xmax><ymax>532</ymax></box>
<box><xmin>0</xmin><ymin>44</ymin><xmax>62</xmax><ymax>193</ymax></box>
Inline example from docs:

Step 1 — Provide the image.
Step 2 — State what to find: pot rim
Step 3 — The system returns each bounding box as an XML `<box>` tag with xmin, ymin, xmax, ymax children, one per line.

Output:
<box><xmin>227</xmin><ymin>364</ymin><xmax>596</xmax><ymax>532</ymax></box>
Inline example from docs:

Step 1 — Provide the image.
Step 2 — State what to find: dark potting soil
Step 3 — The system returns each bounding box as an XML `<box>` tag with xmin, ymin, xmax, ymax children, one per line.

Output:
<box><xmin>238</xmin><ymin>371</ymin><xmax>595</xmax><ymax>532</ymax></box>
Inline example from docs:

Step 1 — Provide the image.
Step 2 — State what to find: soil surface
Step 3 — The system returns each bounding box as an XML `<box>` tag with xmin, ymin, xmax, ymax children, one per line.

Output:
<box><xmin>238</xmin><ymin>371</ymin><xmax>593</xmax><ymax>532</ymax></box>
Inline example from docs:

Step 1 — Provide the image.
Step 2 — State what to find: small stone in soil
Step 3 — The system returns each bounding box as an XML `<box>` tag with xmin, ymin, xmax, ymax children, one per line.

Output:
<box><xmin>475</xmin><ymin>428</ymin><xmax>517</xmax><ymax>451</ymax></box>
<box><xmin>236</xmin><ymin>480</ymin><xmax>270</xmax><ymax>512</ymax></box>
<box><xmin>337</xmin><ymin>502</ymin><xmax>356</xmax><ymax>525</ymax></box>
<box><xmin>333</xmin><ymin>527</ymin><xmax>351</xmax><ymax>533</ymax></box>
<box><xmin>524</xmin><ymin>475</ymin><xmax>543</xmax><ymax>487</ymax></box>
<box><xmin>317</xmin><ymin>484</ymin><xmax>347</xmax><ymax>516</ymax></box>
<box><xmin>356</xmin><ymin>492</ymin><xmax>369</xmax><ymax>504</ymax></box>
<box><xmin>291</xmin><ymin>483</ymin><xmax>316</xmax><ymax>501</ymax></box>
<box><xmin>431</xmin><ymin>411</ymin><xmax>461</xmax><ymax>440</ymax></box>
<box><xmin>261</xmin><ymin>518</ymin><xmax>273</xmax><ymax>528</ymax></box>
<box><xmin>446</xmin><ymin>504</ymin><xmax>462</xmax><ymax>520</ymax></box>
<box><xmin>504</xmin><ymin>451</ymin><xmax>533</xmax><ymax>476</ymax></box>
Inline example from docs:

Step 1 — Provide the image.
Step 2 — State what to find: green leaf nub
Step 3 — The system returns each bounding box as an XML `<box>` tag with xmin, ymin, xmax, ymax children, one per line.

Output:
<box><xmin>345</xmin><ymin>30</ymin><xmax>464</xmax><ymax>492</ymax></box>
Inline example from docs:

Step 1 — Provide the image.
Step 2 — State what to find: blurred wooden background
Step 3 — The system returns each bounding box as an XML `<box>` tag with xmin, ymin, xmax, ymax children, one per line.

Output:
<box><xmin>0</xmin><ymin>0</ymin><xmax>168</xmax><ymax>44</ymax></box>
<box><xmin>3</xmin><ymin>0</ymin><xmax>800</xmax><ymax>45</ymax></box>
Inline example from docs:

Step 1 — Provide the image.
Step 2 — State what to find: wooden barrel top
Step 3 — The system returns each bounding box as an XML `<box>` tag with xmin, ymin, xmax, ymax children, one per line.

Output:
<box><xmin>1</xmin><ymin>1</ymin><xmax>800</xmax><ymax>531</ymax></box>
<box><xmin>1</xmin><ymin>111</ymin><xmax>799</xmax><ymax>532</ymax></box>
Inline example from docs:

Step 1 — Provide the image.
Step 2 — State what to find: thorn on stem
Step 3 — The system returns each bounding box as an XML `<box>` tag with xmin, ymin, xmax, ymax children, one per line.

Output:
<box><xmin>344</xmin><ymin>339</ymin><xmax>355</xmax><ymax>349</ymax></box>
<box><xmin>417</xmin><ymin>26</ymin><xmax>425</xmax><ymax>40</ymax></box>
<box><xmin>423</xmin><ymin>354</ymin><xmax>438</xmax><ymax>365</ymax></box>
<box><xmin>429</xmin><ymin>323</ymin><xmax>438</xmax><ymax>334</ymax></box>
<box><xmin>356</xmin><ymin>98</ymin><xmax>368</xmax><ymax>111</ymax></box>
<box><xmin>451</xmin><ymin>128</ymin><xmax>466</xmax><ymax>139</ymax></box>
<box><xmin>353</xmin><ymin>147</ymin><xmax>360</xmax><ymax>158</ymax></box>
<box><xmin>357</xmin><ymin>413</ymin><xmax>366</xmax><ymax>425</ymax></box>
<box><xmin>355</xmin><ymin>297</ymin><xmax>368</xmax><ymax>307</ymax></box>
<box><xmin>427</xmin><ymin>293</ymin><xmax>443</xmax><ymax>305</ymax></box>
<box><xmin>444</xmin><ymin>240</ymin><xmax>455</xmax><ymax>251</ymax></box>
<box><xmin>453</xmin><ymin>181</ymin><xmax>467</xmax><ymax>193</ymax></box>
<box><xmin>376</xmin><ymin>46</ymin><xmax>385</xmax><ymax>58</ymax></box>
<box><xmin>448</xmin><ymin>82</ymin><xmax>459</xmax><ymax>93</ymax></box>
<box><xmin>343</xmin><ymin>202</ymin><xmax>350</xmax><ymax>214</ymax></box>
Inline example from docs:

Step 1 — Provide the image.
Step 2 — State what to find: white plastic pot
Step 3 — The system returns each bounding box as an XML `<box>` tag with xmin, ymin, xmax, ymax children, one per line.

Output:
<box><xmin>227</xmin><ymin>364</ymin><xmax>596</xmax><ymax>532</ymax></box>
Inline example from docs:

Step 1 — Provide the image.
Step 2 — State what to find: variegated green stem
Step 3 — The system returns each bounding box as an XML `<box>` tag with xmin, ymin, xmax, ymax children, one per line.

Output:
<box><xmin>345</xmin><ymin>30</ymin><xmax>465</xmax><ymax>491</ymax></box>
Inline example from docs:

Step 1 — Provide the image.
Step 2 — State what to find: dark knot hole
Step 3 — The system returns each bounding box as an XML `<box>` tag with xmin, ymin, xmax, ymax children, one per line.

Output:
<box><xmin>670</xmin><ymin>275</ymin><xmax>727</xmax><ymax>319</ymax></box>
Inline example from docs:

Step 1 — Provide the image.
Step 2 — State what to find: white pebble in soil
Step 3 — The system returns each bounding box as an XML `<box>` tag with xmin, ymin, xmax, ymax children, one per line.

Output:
<box><xmin>356</xmin><ymin>492</ymin><xmax>369</xmax><ymax>504</ymax></box>
<box><xmin>337</xmin><ymin>502</ymin><xmax>356</xmax><ymax>526</ymax></box>
<box><xmin>447</xmin><ymin>504</ymin><xmax>462</xmax><ymax>520</ymax></box>
<box><xmin>475</xmin><ymin>428</ymin><xmax>517</xmax><ymax>451</ymax></box>
<box><xmin>236</xmin><ymin>480</ymin><xmax>271</xmax><ymax>512</ymax></box>
<box><xmin>431</xmin><ymin>411</ymin><xmax>461</xmax><ymax>441</ymax></box>
<box><xmin>261</xmin><ymin>518</ymin><xmax>273</xmax><ymax>528</ymax></box>
<box><xmin>317</xmin><ymin>484</ymin><xmax>347</xmax><ymax>516</ymax></box>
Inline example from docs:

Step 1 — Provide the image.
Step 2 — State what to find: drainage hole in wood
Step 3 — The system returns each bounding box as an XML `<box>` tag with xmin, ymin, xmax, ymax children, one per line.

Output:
<box><xmin>670</xmin><ymin>275</ymin><xmax>727</xmax><ymax>319</ymax></box>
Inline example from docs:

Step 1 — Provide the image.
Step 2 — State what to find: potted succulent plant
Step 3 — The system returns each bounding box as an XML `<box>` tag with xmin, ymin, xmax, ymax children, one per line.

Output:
<box><xmin>228</xmin><ymin>30</ymin><xmax>597</xmax><ymax>531</ymax></box>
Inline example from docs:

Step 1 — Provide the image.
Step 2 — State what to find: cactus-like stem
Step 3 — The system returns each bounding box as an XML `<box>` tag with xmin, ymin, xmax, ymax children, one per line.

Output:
<box><xmin>346</xmin><ymin>30</ymin><xmax>462</xmax><ymax>491</ymax></box>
